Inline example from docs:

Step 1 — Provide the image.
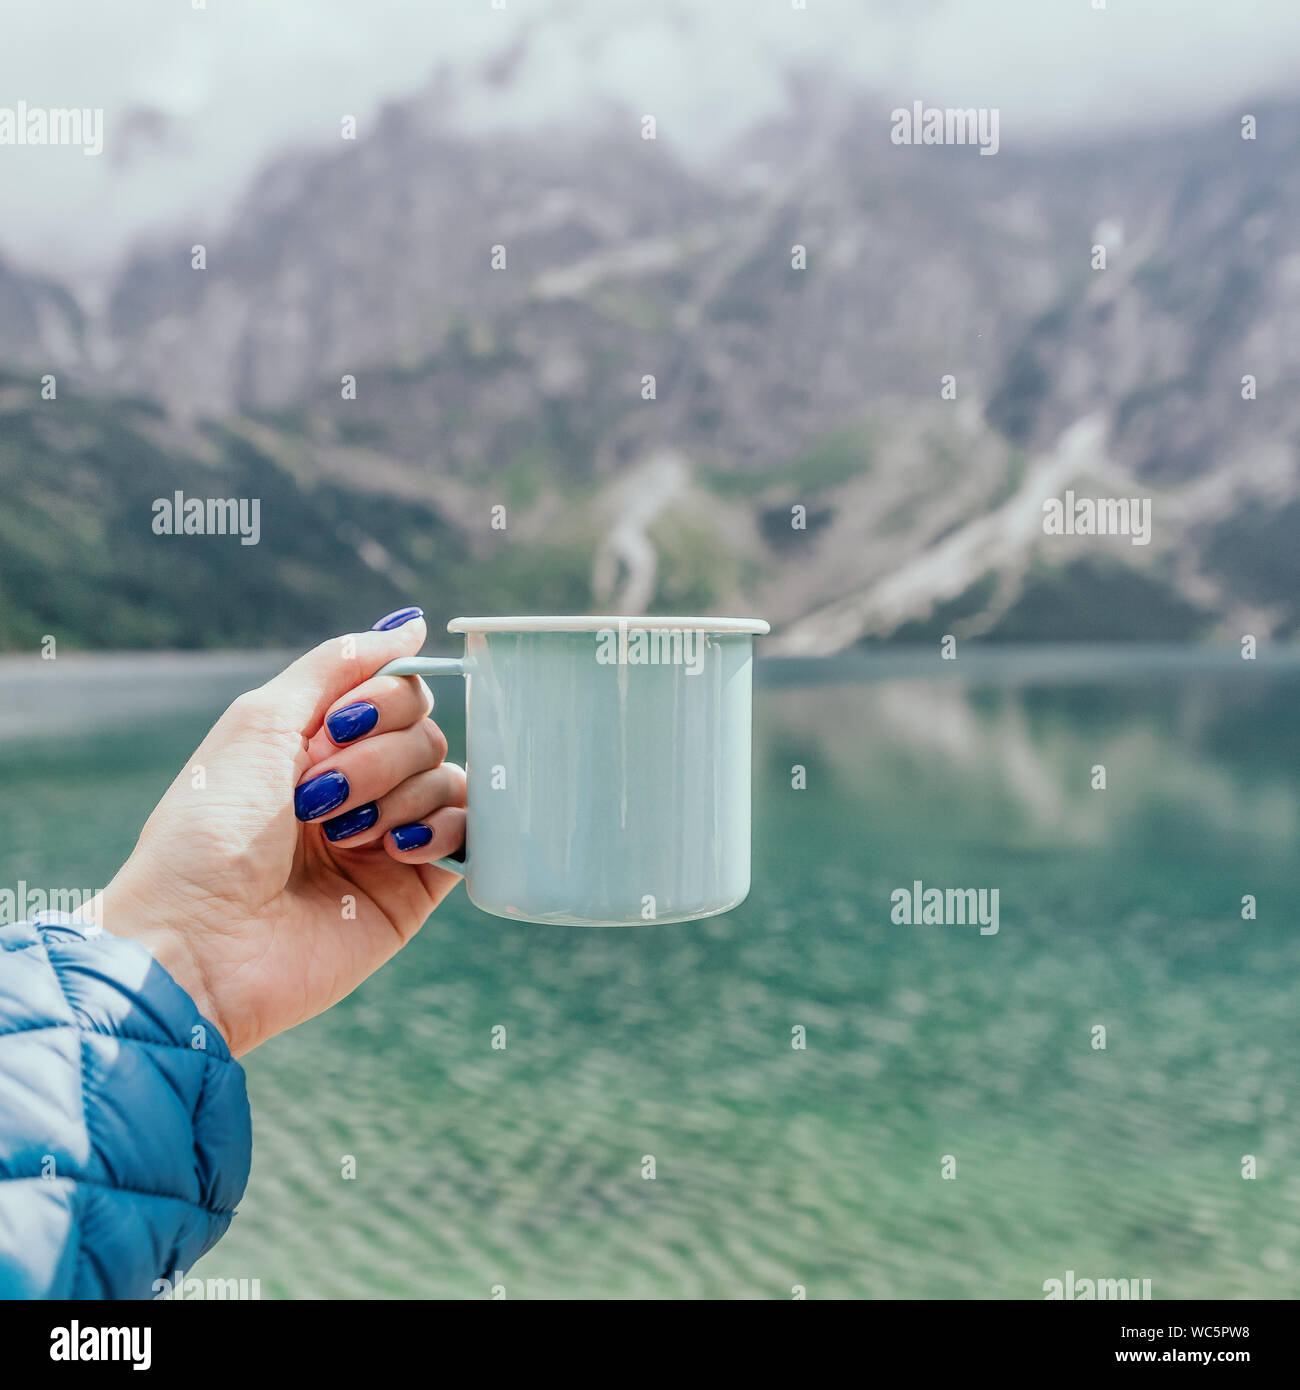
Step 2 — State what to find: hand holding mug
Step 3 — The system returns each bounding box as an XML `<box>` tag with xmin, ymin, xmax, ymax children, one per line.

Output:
<box><xmin>95</xmin><ymin>610</ymin><xmax>767</xmax><ymax>1058</ymax></box>
<box><xmin>97</xmin><ymin>607</ymin><xmax>466</xmax><ymax>1057</ymax></box>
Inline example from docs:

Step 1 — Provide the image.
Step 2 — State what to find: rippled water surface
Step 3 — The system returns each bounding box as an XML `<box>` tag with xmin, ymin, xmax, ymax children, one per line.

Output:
<box><xmin>2</xmin><ymin>648</ymin><xmax>1297</xmax><ymax>1298</ymax></box>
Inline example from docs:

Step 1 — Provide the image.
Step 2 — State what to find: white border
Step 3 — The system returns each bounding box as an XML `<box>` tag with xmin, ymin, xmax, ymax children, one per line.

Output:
<box><xmin>448</xmin><ymin>615</ymin><xmax>770</xmax><ymax>635</ymax></box>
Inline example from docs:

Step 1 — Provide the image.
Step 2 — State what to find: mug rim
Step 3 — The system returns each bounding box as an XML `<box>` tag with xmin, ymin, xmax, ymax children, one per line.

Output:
<box><xmin>447</xmin><ymin>615</ymin><xmax>770</xmax><ymax>635</ymax></box>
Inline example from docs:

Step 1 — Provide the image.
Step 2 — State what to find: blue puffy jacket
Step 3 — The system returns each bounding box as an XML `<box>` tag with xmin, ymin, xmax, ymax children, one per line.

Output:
<box><xmin>0</xmin><ymin>915</ymin><xmax>251</xmax><ymax>1299</ymax></box>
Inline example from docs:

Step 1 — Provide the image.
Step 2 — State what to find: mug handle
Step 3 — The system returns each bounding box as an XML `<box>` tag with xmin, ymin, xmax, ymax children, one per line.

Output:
<box><xmin>375</xmin><ymin>655</ymin><xmax>470</xmax><ymax>875</ymax></box>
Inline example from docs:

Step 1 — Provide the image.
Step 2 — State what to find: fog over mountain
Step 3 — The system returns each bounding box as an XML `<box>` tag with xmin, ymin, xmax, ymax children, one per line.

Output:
<box><xmin>3</xmin><ymin>0</ymin><xmax>1298</xmax><ymax>273</ymax></box>
<box><xmin>1</xmin><ymin>4</ymin><xmax>1298</xmax><ymax>651</ymax></box>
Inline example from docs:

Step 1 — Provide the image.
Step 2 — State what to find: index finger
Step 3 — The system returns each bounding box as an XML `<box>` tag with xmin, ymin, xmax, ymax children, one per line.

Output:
<box><xmin>303</xmin><ymin>673</ymin><xmax>434</xmax><ymax>764</ymax></box>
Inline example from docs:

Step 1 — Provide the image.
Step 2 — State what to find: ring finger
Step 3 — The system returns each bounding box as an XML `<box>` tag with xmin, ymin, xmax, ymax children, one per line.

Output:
<box><xmin>319</xmin><ymin>763</ymin><xmax>466</xmax><ymax>847</ymax></box>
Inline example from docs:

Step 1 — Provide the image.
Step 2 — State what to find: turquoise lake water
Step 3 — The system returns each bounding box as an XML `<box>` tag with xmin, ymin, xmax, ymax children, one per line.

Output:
<box><xmin>1</xmin><ymin>646</ymin><xmax>1296</xmax><ymax>1298</ymax></box>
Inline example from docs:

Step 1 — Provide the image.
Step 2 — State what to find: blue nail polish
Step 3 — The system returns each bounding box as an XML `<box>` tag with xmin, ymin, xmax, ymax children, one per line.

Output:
<box><xmin>323</xmin><ymin>802</ymin><xmax>380</xmax><ymax>842</ymax></box>
<box><xmin>391</xmin><ymin>823</ymin><xmax>434</xmax><ymax>852</ymax></box>
<box><xmin>371</xmin><ymin>606</ymin><xmax>424</xmax><ymax>631</ymax></box>
<box><xmin>327</xmin><ymin>700</ymin><xmax>379</xmax><ymax>744</ymax></box>
<box><xmin>294</xmin><ymin>769</ymin><xmax>349</xmax><ymax>821</ymax></box>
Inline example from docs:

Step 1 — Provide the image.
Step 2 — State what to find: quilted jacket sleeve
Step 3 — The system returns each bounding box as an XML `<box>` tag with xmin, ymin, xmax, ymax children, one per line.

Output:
<box><xmin>0</xmin><ymin>915</ymin><xmax>252</xmax><ymax>1299</ymax></box>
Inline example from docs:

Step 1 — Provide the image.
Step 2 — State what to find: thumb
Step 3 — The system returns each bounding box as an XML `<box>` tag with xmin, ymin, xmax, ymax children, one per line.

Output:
<box><xmin>254</xmin><ymin>609</ymin><xmax>429</xmax><ymax>735</ymax></box>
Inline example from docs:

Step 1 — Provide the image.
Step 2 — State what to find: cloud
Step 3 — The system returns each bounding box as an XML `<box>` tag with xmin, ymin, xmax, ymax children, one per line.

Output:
<box><xmin>0</xmin><ymin>0</ymin><xmax>1296</xmax><ymax>276</ymax></box>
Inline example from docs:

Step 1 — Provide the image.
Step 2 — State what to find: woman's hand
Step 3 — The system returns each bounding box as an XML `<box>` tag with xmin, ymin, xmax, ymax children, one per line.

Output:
<box><xmin>96</xmin><ymin>608</ymin><xmax>467</xmax><ymax>1057</ymax></box>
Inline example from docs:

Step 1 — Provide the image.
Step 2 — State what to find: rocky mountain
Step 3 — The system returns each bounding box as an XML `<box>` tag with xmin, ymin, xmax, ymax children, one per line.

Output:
<box><xmin>3</xmin><ymin>76</ymin><xmax>1299</xmax><ymax>652</ymax></box>
<box><xmin>0</xmin><ymin>258</ymin><xmax>86</xmax><ymax>372</ymax></box>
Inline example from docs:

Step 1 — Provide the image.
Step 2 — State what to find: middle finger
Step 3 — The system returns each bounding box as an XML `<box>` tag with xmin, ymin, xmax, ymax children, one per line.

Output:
<box><xmin>294</xmin><ymin>720</ymin><xmax>448</xmax><ymax>823</ymax></box>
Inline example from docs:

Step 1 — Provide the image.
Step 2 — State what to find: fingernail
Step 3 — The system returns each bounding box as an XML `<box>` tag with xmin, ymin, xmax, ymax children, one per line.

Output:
<box><xmin>326</xmin><ymin>700</ymin><xmax>379</xmax><ymax>744</ymax></box>
<box><xmin>391</xmin><ymin>823</ymin><xmax>434</xmax><ymax>852</ymax></box>
<box><xmin>294</xmin><ymin>770</ymin><xmax>349</xmax><ymax>821</ymax></box>
<box><xmin>323</xmin><ymin>802</ymin><xmax>380</xmax><ymax>842</ymax></box>
<box><xmin>371</xmin><ymin>606</ymin><xmax>424</xmax><ymax>631</ymax></box>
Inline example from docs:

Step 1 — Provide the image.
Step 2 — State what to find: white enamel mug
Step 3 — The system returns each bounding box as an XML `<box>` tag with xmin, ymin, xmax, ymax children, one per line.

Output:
<box><xmin>376</xmin><ymin>615</ymin><xmax>769</xmax><ymax>926</ymax></box>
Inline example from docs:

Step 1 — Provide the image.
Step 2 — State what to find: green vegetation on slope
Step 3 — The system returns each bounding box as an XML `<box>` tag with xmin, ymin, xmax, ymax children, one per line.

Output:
<box><xmin>0</xmin><ymin>376</ymin><xmax>592</xmax><ymax>651</ymax></box>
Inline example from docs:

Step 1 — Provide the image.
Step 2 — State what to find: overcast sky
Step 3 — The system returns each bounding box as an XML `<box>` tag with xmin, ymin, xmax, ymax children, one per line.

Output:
<box><xmin>1</xmin><ymin>0</ymin><xmax>1298</xmax><ymax>278</ymax></box>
